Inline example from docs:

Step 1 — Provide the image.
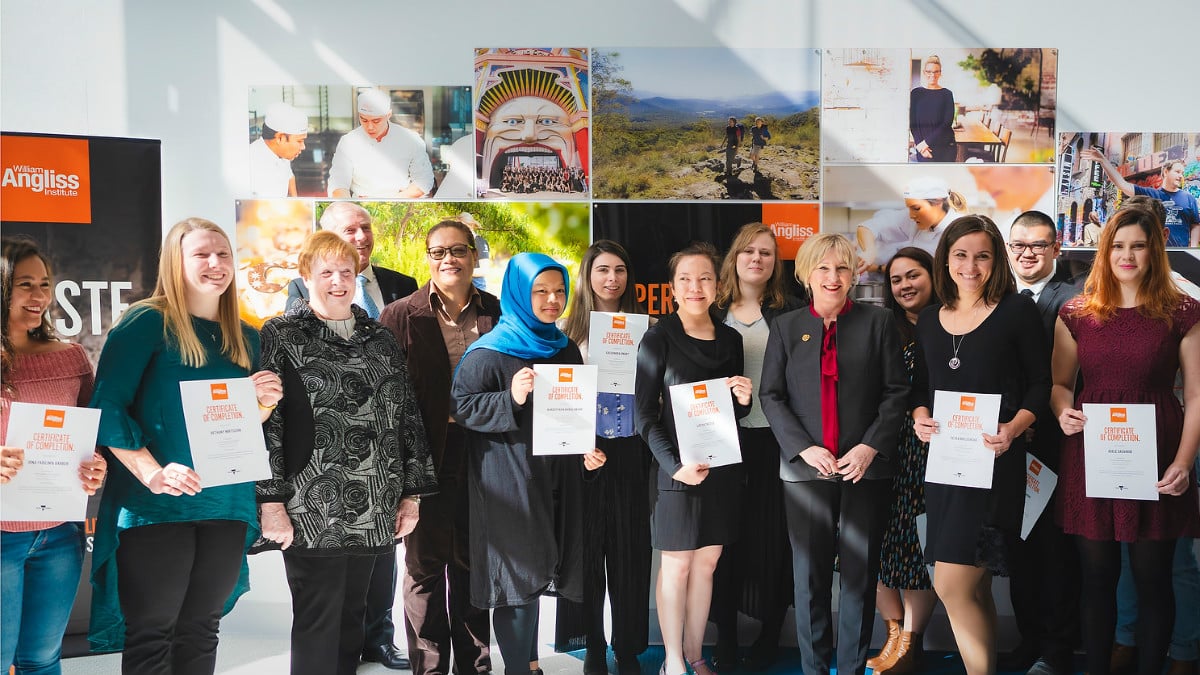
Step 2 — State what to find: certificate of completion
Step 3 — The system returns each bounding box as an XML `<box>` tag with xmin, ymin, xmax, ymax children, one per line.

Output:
<box><xmin>925</xmin><ymin>390</ymin><xmax>1001</xmax><ymax>489</ymax></box>
<box><xmin>1083</xmin><ymin>403</ymin><xmax>1158</xmax><ymax>501</ymax></box>
<box><xmin>179</xmin><ymin>378</ymin><xmax>270</xmax><ymax>487</ymax></box>
<box><xmin>588</xmin><ymin>312</ymin><xmax>649</xmax><ymax>394</ymax></box>
<box><xmin>532</xmin><ymin>364</ymin><xmax>597</xmax><ymax>456</ymax></box>
<box><xmin>669</xmin><ymin>378</ymin><xmax>741</xmax><ymax>467</ymax></box>
<box><xmin>1020</xmin><ymin>452</ymin><xmax>1058</xmax><ymax>540</ymax></box>
<box><xmin>1</xmin><ymin>403</ymin><xmax>99</xmax><ymax>521</ymax></box>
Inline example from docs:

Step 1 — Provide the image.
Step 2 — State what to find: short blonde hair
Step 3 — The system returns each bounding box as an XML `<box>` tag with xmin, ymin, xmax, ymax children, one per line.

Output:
<box><xmin>793</xmin><ymin>233</ymin><xmax>858</xmax><ymax>291</ymax></box>
<box><xmin>298</xmin><ymin>230</ymin><xmax>358</xmax><ymax>278</ymax></box>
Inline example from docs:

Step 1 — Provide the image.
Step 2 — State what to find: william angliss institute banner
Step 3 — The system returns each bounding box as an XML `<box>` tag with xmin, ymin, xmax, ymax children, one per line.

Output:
<box><xmin>1</xmin><ymin>131</ymin><xmax>162</xmax><ymax>654</ymax></box>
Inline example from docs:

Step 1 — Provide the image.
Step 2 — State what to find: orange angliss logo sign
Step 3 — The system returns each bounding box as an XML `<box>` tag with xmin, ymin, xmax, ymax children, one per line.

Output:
<box><xmin>959</xmin><ymin>395</ymin><xmax>976</xmax><ymax>411</ymax></box>
<box><xmin>558</xmin><ymin>368</ymin><xmax>573</xmax><ymax>383</ymax></box>
<box><xmin>1110</xmin><ymin>407</ymin><xmax>1127</xmax><ymax>423</ymax></box>
<box><xmin>0</xmin><ymin>135</ymin><xmax>91</xmax><ymax>224</ymax></box>
<box><xmin>762</xmin><ymin>203</ymin><xmax>820</xmax><ymax>261</ymax></box>
<box><xmin>693</xmin><ymin>384</ymin><xmax>708</xmax><ymax>399</ymax></box>
<box><xmin>210</xmin><ymin>383</ymin><xmax>229</xmax><ymax>400</ymax></box>
<box><xmin>43</xmin><ymin>409</ymin><xmax>66</xmax><ymax>429</ymax></box>
<box><xmin>611</xmin><ymin>315</ymin><xmax>626</xmax><ymax>329</ymax></box>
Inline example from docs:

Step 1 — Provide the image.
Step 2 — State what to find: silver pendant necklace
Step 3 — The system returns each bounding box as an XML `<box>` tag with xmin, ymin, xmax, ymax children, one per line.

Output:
<box><xmin>949</xmin><ymin>333</ymin><xmax>964</xmax><ymax>370</ymax></box>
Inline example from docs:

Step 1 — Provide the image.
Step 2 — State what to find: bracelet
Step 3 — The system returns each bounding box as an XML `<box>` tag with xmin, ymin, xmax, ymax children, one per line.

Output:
<box><xmin>403</xmin><ymin>495</ymin><xmax>422</xmax><ymax>505</ymax></box>
<box><xmin>258</xmin><ymin>402</ymin><xmax>277</xmax><ymax>412</ymax></box>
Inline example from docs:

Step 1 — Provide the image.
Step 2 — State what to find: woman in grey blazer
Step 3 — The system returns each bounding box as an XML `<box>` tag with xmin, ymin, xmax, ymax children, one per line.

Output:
<box><xmin>759</xmin><ymin>233</ymin><xmax>909</xmax><ymax>675</ymax></box>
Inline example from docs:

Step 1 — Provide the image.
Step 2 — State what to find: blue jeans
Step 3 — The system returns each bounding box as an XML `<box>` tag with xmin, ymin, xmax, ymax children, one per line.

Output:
<box><xmin>1</xmin><ymin>523</ymin><xmax>85</xmax><ymax>675</ymax></box>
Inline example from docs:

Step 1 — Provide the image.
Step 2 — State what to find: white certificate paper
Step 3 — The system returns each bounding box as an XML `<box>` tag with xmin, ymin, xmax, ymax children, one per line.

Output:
<box><xmin>925</xmin><ymin>390</ymin><xmax>1001</xmax><ymax>489</ymax></box>
<box><xmin>532</xmin><ymin>364</ymin><xmax>597</xmax><ymax>456</ymax></box>
<box><xmin>179</xmin><ymin>378</ymin><xmax>270</xmax><ymax>487</ymax></box>
<box><xmin>669</xmin><ymin>378</ymin><xmax>741</xmax><ymax>467</ymax></box>
<box><xmin>587</xmin><ymin>312</ymin><xmax>649</xmax><ymax>394</ymax></box>
<box><xmin>1083</xmin><ymin>403</ymin><xmax>1158</xmax><ymax>501</ymax></box>
<box><xmin>1020</xmin><ymin>452</ymin><xmax>1058</xmax><ymax>540</ymax></box>
<box><xmin>1</xmin><ymin>402</ymin><xmax>99</xmax><ymax>521</ymax></box>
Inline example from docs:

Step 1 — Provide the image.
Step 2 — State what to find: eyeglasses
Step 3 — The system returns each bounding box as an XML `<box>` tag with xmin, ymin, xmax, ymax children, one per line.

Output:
<box><xmin>1007</xmin><ymin>241</ymin><xmax>1052</xmax><ymax>255</ymax></box>
<box><xmin>427</xmin><ymin>244</ymin><xmax>473</xmax><ymax>260</ymax></box>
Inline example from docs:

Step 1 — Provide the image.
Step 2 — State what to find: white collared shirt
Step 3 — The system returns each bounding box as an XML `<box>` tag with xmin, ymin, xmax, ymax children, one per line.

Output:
<box><xmin>1016</xmin><ymin>261</ymin><xmax>1058</xmax><ymax>303</ymax></box>
<box><xmin>248</xmin><ymin>138</ymin><xmax>294</xmax><ymax>197</ymax></box>
<box><xmin>327</xmin><ymin>123</ymin><xmax>435</xmax><ymax>197</ymax></box>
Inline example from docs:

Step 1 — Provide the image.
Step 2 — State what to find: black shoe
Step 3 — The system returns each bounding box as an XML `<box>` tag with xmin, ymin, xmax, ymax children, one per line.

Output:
<box><xmin>585</xmin><ymin>648</ymin><xmax>609</xmax><ymax>675</ymax></box>
<box><xmin>616</xmin><ymin>655</ymin><xmax>642</xmax><ymax>675</ymax></box>
<box><xmin>1026</xmin><ymin>658</ymin><xmax>1067</xmax><ymax>675</ymax></box>
<box><xmin>362</xmin><ymin>644</ymin><xmax>412</xmax><ymax>670</ymax></box>
<box><xmin>997</xmin><ymin>645</ymin><xmax>1037</xmax><ymax>673</ymax></box>
<box><xmin>710</xmin><ymin>643</ymin><xmax>738</xmax><ymax>672</ymax></box>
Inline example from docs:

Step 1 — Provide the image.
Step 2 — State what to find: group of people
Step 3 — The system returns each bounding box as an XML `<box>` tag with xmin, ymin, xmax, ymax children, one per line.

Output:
<box><xmin>497</xmin><ymin>164</ymin><xmax>587</xmax><ymax>194</ymax></box>
<box><xmin>2</xmin><ymin>199</ymin><xmax>1197</xmax><ymax>675</ymax></box>
<box><xmin>721</xmin><ymin>117</ymin><xmax>771</xmax><ymax>176</ymax></box>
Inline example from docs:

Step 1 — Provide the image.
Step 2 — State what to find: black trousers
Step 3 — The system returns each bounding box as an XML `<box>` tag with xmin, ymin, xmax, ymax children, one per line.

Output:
<box><xmin>783</xmin><ymin>478</ymin><xmax>891</xmax><ymax>675</ymax></box>
<box><xmin>403</xmin><ymin>423</ymin><xmax>491</xmax><ymax>675</ymax></box>
<box><xmin>363</xmin><ymin>546</ymin><xmax>400</xmax><ymax>649</ymax></box>
<box><xmin>1007</xmin><ymin>495</ymin><xmax>1080</xmax><ymax>669</ymax></box>
<box><xmin>284</xmin><ymin>551</ymin><xmax>377</xmax><ymax>675</ymax></box>
<box><xmin>555</xmin><ymin>434</ymin><xmax>651</xmax><ymax>658</ymax></box>
<box><xmin>116</xmin><ymin>519</ymin><xmax>247</xmax><ymax>675</ymax></box>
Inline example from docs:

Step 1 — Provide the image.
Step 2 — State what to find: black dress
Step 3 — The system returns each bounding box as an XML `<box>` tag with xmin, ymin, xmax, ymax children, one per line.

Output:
<box><xmin>909</xmin><ymin>87</ymin><xmax>956</xmax><ymax>162</ymax></box>
<box><xmin>450</xmin><ymin>343</ymin><xmax>588</xmax><ymax>608</ymax></box>
<box><xmin>912</xmin><ymin>293</ymin><xmax>1050</xmax><ymax>573</ymax></box>
<box><xmin>634</xmin><ymin>313</ymin><xmax>749</xmax><ymax>551</ymax></box>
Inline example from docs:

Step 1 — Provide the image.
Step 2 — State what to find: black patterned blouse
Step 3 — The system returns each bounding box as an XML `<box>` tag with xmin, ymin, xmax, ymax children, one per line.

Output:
<box><xmin>256</xmin><ymin>301</ymin><xmax>437</xmax><ymax>555</ymax></box>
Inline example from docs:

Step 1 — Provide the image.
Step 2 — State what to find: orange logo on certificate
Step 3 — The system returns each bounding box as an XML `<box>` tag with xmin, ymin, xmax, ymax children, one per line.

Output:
<box><xmin>0</xmin><ymin>134</ymin><xmax>91</xmax><ymax>224</ymax></box>
<box><xmin>210</xmin><ymin>383</ymin><xmax>229</xmax><ymax>400</ymax></box>
<box><xmin>558</xmin><ymin>368</ymin><xmax>573</xmax><ymax>383</ymax></box>
<box><xmin>43</xmin><ymin>409</ymin><xmax>66</xmax><ymax>429</ymax></box>
<box><xmin>611</xmin><ymin>315</ymin><xmax>626</xmax><ymax>329</ymax></box>
<box><xmin>959</xmin><ymin>396</ymin><xmax>976</xmax><ymax>411</ymax></box>
<box><xmin>693</xmin><ymin>384</ymin><xmax>708</xmax><ymax>399</ymax></box>
<box><xmin>1110</xmin><ymin>407</ymin><xmax>1127</xmax><ymax>423</ymax></box>
<box><xmin>1030</xmin><ymin>459</ymin><xmax>1042</xmax><ymax>475</ymax></box>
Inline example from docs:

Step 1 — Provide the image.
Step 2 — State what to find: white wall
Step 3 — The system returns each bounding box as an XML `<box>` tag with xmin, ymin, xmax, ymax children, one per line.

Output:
<box><xmin>4</xmin><ymin>0</ymin><xmax>1199</xmax><ymax>230</ymax></box>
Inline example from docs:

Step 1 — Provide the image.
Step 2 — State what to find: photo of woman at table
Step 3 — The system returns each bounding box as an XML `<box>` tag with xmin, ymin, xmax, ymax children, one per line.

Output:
<box><xmin>909</xmin><ymin>55</ymin><xmax>956</xmax><ymax>163</ymax></box>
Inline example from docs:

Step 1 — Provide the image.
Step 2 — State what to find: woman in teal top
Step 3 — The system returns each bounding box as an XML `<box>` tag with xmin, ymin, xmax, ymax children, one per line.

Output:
<box><xmin>89</xmin><ymin>218</ymin><xmax>282</xmax><ymax>674</ymax></box>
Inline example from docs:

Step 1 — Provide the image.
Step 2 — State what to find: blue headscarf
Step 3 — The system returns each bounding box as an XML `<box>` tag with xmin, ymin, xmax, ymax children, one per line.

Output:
<box><xmin>463</xmin><ymin>252</ymin><xmax>570</xmax><ymax>361</ymax></box>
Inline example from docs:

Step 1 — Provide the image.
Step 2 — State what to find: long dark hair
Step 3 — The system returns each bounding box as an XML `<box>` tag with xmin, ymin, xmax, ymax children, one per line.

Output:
<box><xmin>884</xmin><ymin>247</ymin><xmax>939</xmax><ymax>344</ymax></box>
<box><xmin>562</xmin><ymin>240</ymin><xmax>643</xmax><ymax>344</ymax></box>
<box><xmin>2</xmin><ymin>237</ymin><xmax>59</xmax><ymax>392</ymax></box>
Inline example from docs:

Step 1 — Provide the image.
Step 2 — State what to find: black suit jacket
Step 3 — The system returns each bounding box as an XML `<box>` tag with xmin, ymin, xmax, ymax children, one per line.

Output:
<box><xmin>1025</xmin><ymin>266</ymin><xmax>1079</xmax><ymax>468</ymax></box>
<box><xmin>286</xmin><ymin>264</ymin><xmax>418</xmax><ymax>311</ymax></box>
<box><xmin>377</xmin><ymin>283</ymin><xmax>501</xmax><ymax>472</ymax></box>
<box><xmin>759</xmin><ymin>302</ymin><xmax>910</xmax><ymax>482</ymax></box>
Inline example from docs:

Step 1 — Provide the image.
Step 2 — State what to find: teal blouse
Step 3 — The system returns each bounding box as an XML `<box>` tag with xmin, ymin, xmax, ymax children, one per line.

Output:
<box><xmin>87</xmin><ymin>305</ymin><xmax>262</xmax><ymax>652</ymax></box>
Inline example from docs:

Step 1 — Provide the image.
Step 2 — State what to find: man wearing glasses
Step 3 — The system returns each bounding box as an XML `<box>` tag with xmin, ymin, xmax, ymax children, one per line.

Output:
<box><xmin>999</xmin><ymin>210</ymin><xmax>1081</xmax><ymax>675</ymax></box>
<box><xmin>379</xmin><ymin>219</ymin><xmax>500</xmax><ymax>675</ymax></box>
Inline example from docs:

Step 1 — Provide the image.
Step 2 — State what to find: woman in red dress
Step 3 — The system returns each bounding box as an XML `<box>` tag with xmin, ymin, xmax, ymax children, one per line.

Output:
<box><xmin>1051</xmin><ymin>206</ymin><xmax>1200</xmax><ymax>675</ymax></box>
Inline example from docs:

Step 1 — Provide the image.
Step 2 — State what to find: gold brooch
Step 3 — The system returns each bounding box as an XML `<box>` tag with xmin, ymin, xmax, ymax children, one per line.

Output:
<box><xmin>802</xmin><ymin>334</ymin><xmax>811</xmax><ymax>342</ymax></box>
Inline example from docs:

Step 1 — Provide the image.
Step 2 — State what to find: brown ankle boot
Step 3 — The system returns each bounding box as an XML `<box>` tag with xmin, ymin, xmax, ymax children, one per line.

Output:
<box><xmin>875</xmin><ymin>631</ymin><xmax>923</xmax><ymax>675</ymax></box>
<box><xmin>867</xmin><ymin>620</ymin><xmax>902</xmax><ymax>670</ymax></box>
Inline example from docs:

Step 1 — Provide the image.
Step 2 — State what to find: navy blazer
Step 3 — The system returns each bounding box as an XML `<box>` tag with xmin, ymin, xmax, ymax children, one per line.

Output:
<box><xmin>286</xmin><ymin>264</ymin><xmax>418</xmax><ymax>311</ymax></box>
<box><xmin>759</xmin><ymin>302</ymin><xmax>909</xmax><ymax>482</ymax></box>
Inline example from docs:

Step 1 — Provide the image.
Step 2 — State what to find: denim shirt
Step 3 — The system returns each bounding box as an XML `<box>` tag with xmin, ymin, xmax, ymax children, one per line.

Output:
<box><xmin>597</xmin><ymin>392</ymin><xmax>636</xmax><ymax>439</ymax></box>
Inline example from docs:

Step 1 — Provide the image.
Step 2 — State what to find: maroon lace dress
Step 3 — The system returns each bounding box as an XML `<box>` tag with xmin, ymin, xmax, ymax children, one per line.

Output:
<box><xmin>1055</xmin><ymin>295</ymin><xmax>1200</xmax><ymax>541</ymax></box>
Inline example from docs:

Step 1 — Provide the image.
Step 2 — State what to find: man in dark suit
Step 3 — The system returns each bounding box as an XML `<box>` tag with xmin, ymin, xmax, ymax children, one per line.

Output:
<box><xmin>287</xmin><ymin>200</ymin><xmax>417</xmax><ymax>669</ymax></box>
<box><xmin>286</xmin><ymin>201</ymin><xmax>417</xmax><ymax>319</ymax></box>
<box><xmin>1001</xmin><ymin>210</ymin><xmax>1080</xmax><ymax>675</ymax></box>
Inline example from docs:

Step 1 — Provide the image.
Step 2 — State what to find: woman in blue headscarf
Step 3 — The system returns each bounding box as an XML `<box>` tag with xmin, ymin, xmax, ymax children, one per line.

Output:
<box><xmin>451</xmin><ymin>253</ymin><xmax>607</xmax><ymax>675</ymax></box>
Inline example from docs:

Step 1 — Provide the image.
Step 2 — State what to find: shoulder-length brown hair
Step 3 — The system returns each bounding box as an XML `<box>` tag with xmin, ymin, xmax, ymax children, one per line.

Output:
<box><xmin>1076</xmin><ymin>206</ymin><xmax>1181</xmax><ymax>325</ymax></box>
<box><xmin>126</xmin><ymin>218</ymin><xmax>252</xmax><ymax>370</ymax></box>
<box><xmin>562</xmin><ymin>240</ymin><xmax>643</xmax><ymax>344</ymax></box>
<box><xmin>2</xmin><ymin>237</ymin><xmax>59</xmax><ymax>392</ymax></box>
<box><xmin>932</xmin><ymin>215</ymin><xmax>1014</xmax><ymax>309</ymax></box>
<box><xmin>715</xmin><ymin>222</ymin><xmax>790</xmax><ymax>312</ymax></box>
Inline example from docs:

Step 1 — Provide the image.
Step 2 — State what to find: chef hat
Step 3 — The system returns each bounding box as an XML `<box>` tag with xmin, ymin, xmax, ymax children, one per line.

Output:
<box><xmin>264</xmin><ymin>102</ymin><xmax>308</xmax><ymax>135</ymax></box>
<box><xmin>357</xmin><ymin>89</ymin><xmax>393</xmax><ymax>117</ymax></box>
<box><xmin>903</xmin><ymin>176</ymin><xmax>950</xmax><ymax>200</ymax></box>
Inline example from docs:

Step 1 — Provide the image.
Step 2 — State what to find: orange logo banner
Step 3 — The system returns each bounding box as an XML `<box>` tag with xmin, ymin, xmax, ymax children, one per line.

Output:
<box><xmin>1030</xmin><ymin>459</ymin><xmax>1042</xmax><ymax>475</ymax></box>
<box><xmin>210</xmin><ymin>383</ymin><xmax>229</xmax><ymax>400</ymax></box>
<box><xmin>693</xmin><ymin>384</ymin><xmax>708</xmax><ymax>399</ymax></box>
<box><xmin>558</xmin><ymin>368</ymin><xmax>573</xmax><ymax>383</ymax></box>
<box><xmin>1110</xmin><ymin>408</ymin><xmax>1127</xmax><ymax>423</ymax></box>
<box><xmin>43</xmin><ymin>409</ymin><xmax>66</xmax><ymax>429</ymax></box>
<box><xmin>1</xmin><ymin>135</ymin><xmax>91</xmax><ymax>224</ymax></box>
<box><xmin>762</xmin><ymin>203</ymin><xmax>820</xmax><ymax>260</ymax></box>
<box><xmin>959</xmin><ymin>396</ymin><xmax>976</xmax><ymax>411</ymax></box>
<box><xmin>611</xmin><ymin>315</ymin><xmax>626</xmax><ymax>329</ymax></box>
